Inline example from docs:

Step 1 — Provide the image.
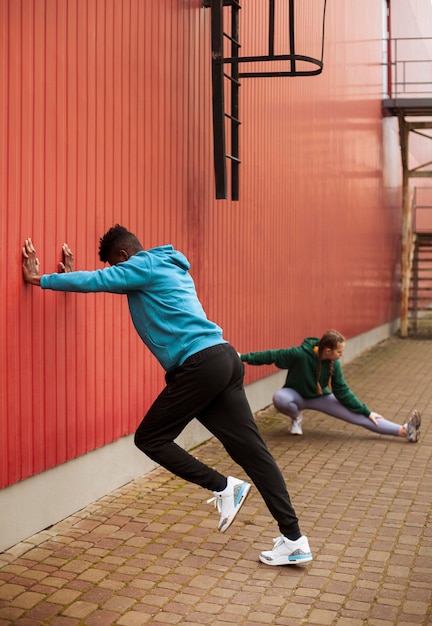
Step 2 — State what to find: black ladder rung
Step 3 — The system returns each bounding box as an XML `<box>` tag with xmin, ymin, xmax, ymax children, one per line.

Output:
<box><xmin>224</xmin><ymin>110</ymin><xmax>240</xmax><ymax>120</ymax></box>
<box><xmin>223</xmin><ymin>73</ymin><xmax>241</xmax><ymax>86</ymax></box>
<box><xmin>223</xmin><ymin>32</ymin><xmax>241</xmax><ymax>47</ymax></box>
<box><xmin>226</xmin><ymin>153</ymin><xmax>241</xmax><ymax>163</ymax></box>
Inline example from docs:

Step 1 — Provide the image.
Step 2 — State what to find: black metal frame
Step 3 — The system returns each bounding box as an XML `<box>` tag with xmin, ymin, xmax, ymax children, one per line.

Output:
<box><xmin>236</xmin><ymin>0</ymin><xmax>327</xmax><ymax>78</ymax></box>
<box><xmin>204</xmin><ymin>0</ymin><xmax>327</xmax><ymax>199</ymax></box>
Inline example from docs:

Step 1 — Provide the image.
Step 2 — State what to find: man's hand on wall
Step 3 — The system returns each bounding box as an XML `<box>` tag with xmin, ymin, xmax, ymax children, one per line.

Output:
<box><xmin>59</xmin><ymin>244</ymin><xmax>74</xmax><ymax>273</ymax></box>
<box><xmin>23</xmin><ymin>239</ymin><xmax>75</xmax><ymax>286</ymax></box>
<box><xmin>22</xmin><ymin>238</ymin><xmax>41</xmax><ymax>286</ymax></box>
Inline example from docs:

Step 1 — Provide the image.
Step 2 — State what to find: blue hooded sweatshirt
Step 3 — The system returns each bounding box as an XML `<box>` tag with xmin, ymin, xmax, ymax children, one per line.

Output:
<box><xmin>40</xmin><ymin>246</ymin><xmax>226</xmax><ymax>371</ymax></box>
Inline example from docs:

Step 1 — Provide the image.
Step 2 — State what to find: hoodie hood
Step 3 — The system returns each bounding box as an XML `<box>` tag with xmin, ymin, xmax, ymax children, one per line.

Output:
<box><xmin>301</xmin><ymin>337</ymin><xmax>320</xmax><ymax>354</ymax></box>
<box><xmin>148</xmin><ymin>245</ymin><xmax>190</xmax><ymax>272</ymax></box>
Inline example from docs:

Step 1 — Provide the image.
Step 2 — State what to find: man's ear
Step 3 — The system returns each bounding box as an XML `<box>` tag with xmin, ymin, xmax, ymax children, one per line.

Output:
<box><xmin>118</xmin><ymin>249</ymin><xmax>129</xmax><ymax>261</ymax></box>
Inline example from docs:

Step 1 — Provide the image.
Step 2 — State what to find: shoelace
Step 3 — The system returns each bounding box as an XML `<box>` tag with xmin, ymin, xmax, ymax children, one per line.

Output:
<box><xmin>271</xmin><ymin>536</ymin><xmax>285</xmax><ymax>549</ymax></box>
<box><xmin>207</xmin><ymin>493</ymin><xmax>222</xmax><ymax>512</ymax></box>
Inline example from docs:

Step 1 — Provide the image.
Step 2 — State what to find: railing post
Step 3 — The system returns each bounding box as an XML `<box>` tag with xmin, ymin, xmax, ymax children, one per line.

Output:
<box><xmin>400</xmin><ymin>168</ymin><xmax>413</xmax><ymax>338</ymax></box>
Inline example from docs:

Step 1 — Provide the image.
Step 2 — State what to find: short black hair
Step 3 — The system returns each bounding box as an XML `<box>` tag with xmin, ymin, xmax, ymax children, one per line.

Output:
<box><xmin>99</xmin><ymin>224</ymin><xmax>143</xmax><ymax>262</ymax></box>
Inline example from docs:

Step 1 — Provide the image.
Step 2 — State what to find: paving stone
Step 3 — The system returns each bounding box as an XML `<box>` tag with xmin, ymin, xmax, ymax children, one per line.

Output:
<box><xmin>61</xmin><ymin>600</ymin><xmax>99</xmax><ymax>619</ymax></box>
<box><xmin>0</xmin><ymin>606</ymin><xmax>26</xmax><ymax>621</ymax></box>
<box><xmin>10</xmin><ymin>591</ymin><xmax>47</xmax><ymax>609</ymax></box>
<box><xmin>47</xmin><ymin>589</ymin><xmax>83</xmax><ymax>605</ymax></box>
<box><xmin>116</xmin><ymin>612</ymin><xmax>152</xmax><ymax>625</ymax></box>
<box><xmin>0</xmin><ymin>583</ymin><xmax>26</xmax><ymax>601</ymax></box>
<box><xmin>20</xmin><ymin>601</ymin><xmax>61</xmax><ymax>621</ymax></box>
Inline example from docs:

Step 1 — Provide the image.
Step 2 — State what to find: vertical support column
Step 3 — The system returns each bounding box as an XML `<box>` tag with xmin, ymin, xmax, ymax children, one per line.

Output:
<box><xmin>400</xmin><ymin>118</ymin><xmax>411</xmax><ymax>338</ymax></box>
<box><xmin>412</xmin><ymin>237</ymin><xmax>419</xmax><ymax>333</ymax></box>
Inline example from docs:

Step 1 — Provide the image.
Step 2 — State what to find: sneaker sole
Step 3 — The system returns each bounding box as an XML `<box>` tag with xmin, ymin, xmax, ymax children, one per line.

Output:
<box><xmin>259</xmin><ymin>552</ymin><xmax>313</xmax><ymax>566</ymax></box>
<box><xmin>218</xmin><ymin>482</ymin><xmax>251</xmax><ymax>532</ymax></box>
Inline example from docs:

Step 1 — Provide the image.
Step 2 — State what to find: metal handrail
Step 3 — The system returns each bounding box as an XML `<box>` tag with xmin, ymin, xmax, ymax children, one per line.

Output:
<box><xmin>412</xmin><ymin>187</ymin><xmax>432</xmax><ymax>234</ymax></box>
<box><xmin>386</xmin><ymin>37</ymin><xmax>432</xmax><ymax>98</ymax></box>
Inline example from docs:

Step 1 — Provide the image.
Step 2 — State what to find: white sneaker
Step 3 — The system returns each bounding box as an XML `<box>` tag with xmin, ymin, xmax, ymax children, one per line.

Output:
<box><xmin>290</xmin><ymin>415</ymin><xmax>303</xmax><ymax>435</ymax></box>
<box><xmin>207</xmin><ymin>476</ymin><xmax>251</xmax><ymax>532</ymax></box>
<box><xmin>259</xmin><ymin>535</ymin><xmax>312</xmax><ymax>566</ymax></box>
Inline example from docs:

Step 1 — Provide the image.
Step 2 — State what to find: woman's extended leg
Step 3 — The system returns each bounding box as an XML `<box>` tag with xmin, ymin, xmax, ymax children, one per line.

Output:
<box><xmin>273</xmin><ymin>387</ymin><xmax>401</xmax><ymax>436</ymax></box>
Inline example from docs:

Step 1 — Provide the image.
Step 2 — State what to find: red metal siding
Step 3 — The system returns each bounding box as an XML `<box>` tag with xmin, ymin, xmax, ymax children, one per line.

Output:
<box><xmin>1</xmin><ymin>0</ymin><xmax>417</xmax><ymax>489</ymax></box>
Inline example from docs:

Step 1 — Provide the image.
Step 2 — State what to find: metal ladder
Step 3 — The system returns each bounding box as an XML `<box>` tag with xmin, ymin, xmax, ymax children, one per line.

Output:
<box><xmin>204</xmin><ymin>0</ymin><xmax>241</xmax><ymax>200</ymax></box>
<box><xmin>204</xmin><ymin>0</ymin><xmax>327</xmax><ymax>200</ymax></box>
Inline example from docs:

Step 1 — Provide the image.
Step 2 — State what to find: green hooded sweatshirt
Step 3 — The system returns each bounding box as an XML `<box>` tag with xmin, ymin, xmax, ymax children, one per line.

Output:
<box><xmin>240</xmin><ymin>337</ymin><xmax>370</xmax><ymax>417</ymax></box>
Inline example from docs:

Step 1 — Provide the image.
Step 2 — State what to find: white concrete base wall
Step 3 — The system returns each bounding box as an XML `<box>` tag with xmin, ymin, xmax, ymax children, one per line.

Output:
<box><xmin>0</xmin><ymin>321</ymin><xmax>399</xmax><ymax>553</ymax></box>
<box><xmin>0</xmin><ymin>422</ymin><xmax>212</xmax><ymax>554</ymax></box>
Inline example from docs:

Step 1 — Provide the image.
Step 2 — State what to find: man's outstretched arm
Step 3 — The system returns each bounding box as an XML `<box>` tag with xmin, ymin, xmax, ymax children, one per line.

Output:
<box><xmin>22</xmin><ymin>238</ymin><xmax>74</xmax><ymax>286</ymax></box>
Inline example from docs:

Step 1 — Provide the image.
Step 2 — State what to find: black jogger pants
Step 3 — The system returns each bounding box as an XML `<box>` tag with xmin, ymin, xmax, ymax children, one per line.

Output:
<box><xmin>134</xmin><ymin>343</ymin><xmax>300</xmax><ymax>536</ymax></box>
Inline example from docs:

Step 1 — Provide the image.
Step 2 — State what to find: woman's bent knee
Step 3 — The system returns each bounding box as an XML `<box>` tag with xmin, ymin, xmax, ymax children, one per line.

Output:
<box><xmin>272</xmin><ymin>388</ymin><xmax>299</xmax><ymax>418</ymax></box>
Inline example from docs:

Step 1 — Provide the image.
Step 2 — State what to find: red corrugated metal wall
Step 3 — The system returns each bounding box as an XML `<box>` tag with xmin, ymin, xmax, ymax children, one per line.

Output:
<box><xmin>1</xmin><ymin>0</ymin><xmax>403</xmax><ymax>489</ymax></box>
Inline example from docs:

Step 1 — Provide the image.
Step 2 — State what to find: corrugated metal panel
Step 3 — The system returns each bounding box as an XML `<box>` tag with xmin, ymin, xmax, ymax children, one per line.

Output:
<box><xmin>2</xmin><ymin>0</ymin><xmax>423</xmax><ymax>489</ymax></box>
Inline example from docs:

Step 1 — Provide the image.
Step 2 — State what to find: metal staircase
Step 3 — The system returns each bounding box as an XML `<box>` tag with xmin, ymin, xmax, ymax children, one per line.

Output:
<box><xmin>382</xmin><ymin>36</ymin><xmax>432</xmax><ymax>337</ymax></box>
<box><xmin>409</xmin><ymin>232</ymin><xmax>432</xmax><ymax>335</ymax></box>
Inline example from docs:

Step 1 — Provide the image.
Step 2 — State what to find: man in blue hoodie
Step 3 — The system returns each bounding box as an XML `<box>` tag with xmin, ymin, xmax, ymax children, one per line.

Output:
<box><xmin>22</xmin><ymin>224</ymin><xmax>312</xmax><ymax>566</ymax></box>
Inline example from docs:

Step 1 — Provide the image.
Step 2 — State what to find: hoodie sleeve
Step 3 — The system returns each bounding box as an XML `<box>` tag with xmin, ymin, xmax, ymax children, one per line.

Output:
<box><xmin>331</xmin><ymin>361</ymin><xmax>370</xmax><ymax>416</ymax></box>
<box><xmin>240</xmin><ymin>348</ymin><xmax>299</xmax><ymax>369</ymax></box>
<box><xmin>40</xmin><ymin>256</ymin><xmax>151</xmax><ymax>294</ymax></box>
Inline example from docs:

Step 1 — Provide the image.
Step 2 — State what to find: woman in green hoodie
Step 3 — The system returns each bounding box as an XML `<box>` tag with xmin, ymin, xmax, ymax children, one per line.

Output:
<box><xmin>240</xmin><ymin>330</ymin><xmax>421</xmax><ymax>442</ymax></box>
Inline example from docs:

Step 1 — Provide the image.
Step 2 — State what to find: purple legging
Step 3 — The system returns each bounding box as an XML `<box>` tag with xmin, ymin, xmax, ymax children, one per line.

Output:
<box><xmin>273</xmin><ymin>388</ymin><xmax>401</xmax><ymax>436</ymax></box>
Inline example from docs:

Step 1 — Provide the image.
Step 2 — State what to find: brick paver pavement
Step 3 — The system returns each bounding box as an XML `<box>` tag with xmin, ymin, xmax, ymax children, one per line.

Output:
<box><xmin>0</xmin><ymin>336</ymin><xmax>431</xmax><ymax>625</ymax></box>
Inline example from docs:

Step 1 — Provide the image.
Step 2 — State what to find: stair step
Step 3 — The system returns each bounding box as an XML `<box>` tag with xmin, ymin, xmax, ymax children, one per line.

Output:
<box><xmin>409</xmin><ymin>294</ymin><xmax>432</xmax><ymax>298</ymax></box>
